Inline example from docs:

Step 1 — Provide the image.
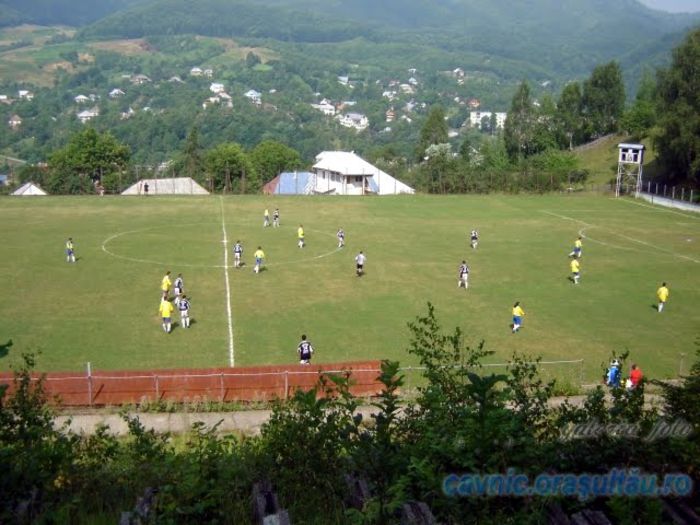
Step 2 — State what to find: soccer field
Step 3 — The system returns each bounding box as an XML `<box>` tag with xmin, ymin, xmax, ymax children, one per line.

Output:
<box><xmin>0</xmin><ymin>194</ymin><xmax>698</xmax><ymax>383</ymax></box>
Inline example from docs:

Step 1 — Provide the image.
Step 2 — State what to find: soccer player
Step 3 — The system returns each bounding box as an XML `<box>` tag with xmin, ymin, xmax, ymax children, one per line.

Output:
<box><xmin>355</xmin><ymin>251</ymin><xmax>366</xmax><ymax>276</ymax></box>
<box><xmin>297</xmin><ymin>334</ymin><xmax>314</xmax><ymax>365</ymax></box>
<box><xmin>161</xmin><ymin>271</ymin><xmax>172</xmax><ymax>298</ymax></box>
<box><xmin>65</xmin><ymin>237</ymin><xmax>76</xmax><ymax>263</ymax></box>
<box><xmin>173</xmin><ymin>273</ymin><xmax>184</xmax><ymax>306</ymax></box>
<box><xmin>297</xmin><ymin>224</ymin><xmax>305</xmax><ymax>248</ymax></box>
<box><xmin>233</xmin><ymin>240</ymin><xmax>243</xmax><ymax>268</ymax></box>
<box><xmin>656</xmin><ymin>282</ymin><xmax>669</xmax><ymax>312</ymax></box>
<box><xmin>253</xmin><ymin>246</ymin><xmax>265</xmax><ymax>274</ymax></box>
<box><xmin>263</xmin><ymin>208</ymin><xmax>270</xmax><ymax>228</ymax></box>
<box><xmin>159</xmin><ymin>297</ymin><xmax>174</xmax><ymax>334</ymax></box>
<box><xmin>337</xmin><ymin>228</ymin><xmax>345</xmax><ymax>248</ymax></box>
<box><xmin>569</xmin><ymin>236</ymin><xmax>583</xmax><ymax>258</ymax></box>
<box><xmin>272</xmin><ymin>208</ymin><xmax>280</xmax><ymax>228</ymax></box>
<box><xmin>512</xmin><ymin>301</ymin><xmax>525</xmax><ymax>333</ymax></box>
<box><xmin>178</xmin><ymin>294</ymin><xmax>191</xmax><ymax>328</ymax></box>
<box><xmin>470</xmin><ymin>229</ymin><xmax>479</xmax><ymax>249</ymax></box>
<box><xmin>570</xmin><ymin>258</ymin><xmax>580</xmax><ymax>284</ymax></box>
<box><xmin>458</xmin><ymin>260</ymin><xmax>470</xmax><ymax>289</ymax></box>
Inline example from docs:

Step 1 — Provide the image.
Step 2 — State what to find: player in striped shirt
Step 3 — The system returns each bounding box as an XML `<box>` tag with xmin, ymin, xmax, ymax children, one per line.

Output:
<box><xmin>272</xmin><ymin>208</ymin><xmax>280</xmax><ymax>227</ymax></box>
<box><xmin>173</xmin><ymin>273</ymin><xmax>184</xmax><ymax>306</ymax></box>
<box><xmin>458</xmin><ymin>260</ymin><xmax>470</xmax><ymax>289</ymax></box>
<box><xmin>470</xmin><ymin>230</ymin><xmax>479</xmax><ymax>249</ymax></box>
<box><xmin>233</xmin><ymin>241</ymin><xmax>243</xmax><ymax>268</ymax></box>
<box><xmin>178</xmin><ymin>294</ymin><xmax>191</xmax><ymax>328</ymax></box>
<box><xmin>297</xmin><ymin>335</ymin><xmax>314</xmax><ymax>364</ymax></box>
<box><xmin>337</xmin><ymin>228</ymin><xmax>345</xmax><ymax>248</ymax></box>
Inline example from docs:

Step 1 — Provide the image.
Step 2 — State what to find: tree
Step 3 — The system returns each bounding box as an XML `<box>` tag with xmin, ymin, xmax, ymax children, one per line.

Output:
<box><xmin>655</xmin><ymin>28</ymin><xmax>700</xmax><ymax>185</ymax></box>
<box><xmin>621</xmin><ymin>71</ymin><xmax>657</xmax><ymax>140</ymax></box>
<box><xmin>47</xmin><ymin>128</ymin><xmax>130</xmax><ymax>194</ymax></box>
<box><xmin>416</xmin><ymin>106</ymin><xmax>448</xmax><ymax>162</ymax></box>
<box><xmin>582</xmin><ymin>61</ymin><xmax>625</xmax><ymax>137</ymax></box>
<box><xmin>205</xmin><ymin>142</ymin><xmax>256</xmax><ymax>193</ymax></box>
<box><xmin>556</xmin><ymin>82</ymin><xmax>584</xmax><ymax>149</ymax></box>
<box><xmin>245</xmin><ymin>51</ymin><xmax>261</xmax><ymax>68</ymax></box>
<box><xmin>181</xmin><ymin>126</ymin><xmax>204</xmax><ymax>180</ymax></box>
<box><xmin>504</xmin><ymin>80</ymin><xmax>536</xmax><ymax>160</ymax></box>
<box><xmin>249</xmin><ymin>140</ymin><xmax>303</xmax><ymax>185</ymax></box>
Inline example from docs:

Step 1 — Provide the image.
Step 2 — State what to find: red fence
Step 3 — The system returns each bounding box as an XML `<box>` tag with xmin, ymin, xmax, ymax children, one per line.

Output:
<box><xmin>0</xmin><ymin>361</ymin><xmax>383</xmax><ymax>407</ymax></box>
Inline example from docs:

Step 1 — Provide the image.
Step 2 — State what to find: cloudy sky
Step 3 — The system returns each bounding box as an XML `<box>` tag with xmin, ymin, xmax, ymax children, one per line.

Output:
<box><xmin>638</xmin><ymin>0</ymin><xmax>700</xmax><ymax>12</ymax></box>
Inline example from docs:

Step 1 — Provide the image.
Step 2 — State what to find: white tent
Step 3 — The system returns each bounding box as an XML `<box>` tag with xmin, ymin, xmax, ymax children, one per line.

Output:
<box><xmin>121</xmin><ymin>177</ymin><xmax>209</xmax><ymax>195</ymax></box>
<box><xmin>11</xmin><ymin>182</ymin><xmax>47</xmax><ymax>196</ymax></box>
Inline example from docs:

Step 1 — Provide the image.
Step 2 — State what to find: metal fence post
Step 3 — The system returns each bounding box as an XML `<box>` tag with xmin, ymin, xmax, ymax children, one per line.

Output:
<box><xmin>220</xmin><ymin>373</ymin><xmax>225</xmax><ymax>402</ymax></box>
<box><xmin>284</xmin><ymin>370</ymin><xmax>289</xmax><ymax>400</ymax></box>
<box><xmin>154</xmin><ymin>375</ymin><xmax>160</xmax><ymax>401</ymax></box>
<box><xmin>679</xmin><ymin>353</ymin><xmax>686</xmax><ymax>377</ymax></box>
<box><xmin>681</xmin><ymin>187</ymin><xmax>685</xmax><ymax>201</ymax></box>
<box><xmin>672</xmin><ymin>186</ymin><xmax>676</xmax><ymax>200</ymax></box>
<box><xmin>86</xmin><ymin>362</ymin><xmax>93</xmax><ymax>406</ymax></box>
<box><xmin>691</xmin><ymin>190</ymin><xmax>694</xmax><ymax>203</ymax></box>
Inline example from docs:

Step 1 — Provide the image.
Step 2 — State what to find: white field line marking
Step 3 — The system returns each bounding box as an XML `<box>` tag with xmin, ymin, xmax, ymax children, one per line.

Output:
<box><xmin>541</xmin><ymin>210</ymin><xmax>700</xmax><ymax>263</ymax></box>
<box><xmin>612</xmin><ymin>197</ymin><xmax>700</xmax><ymax>220</ymax></box>
<box><xmin>219</xmin><ymin>197</ymin><xmax>235</xmax><ymax>367</ymax></box>
<box><xmin>102</xmin><ymin>228</ymin><xmax>227</xmax><ymax>268</ymax></box>
<box><xmin>102</xmin><ymin>226</ymin><xmax>342</xmax><ymax>269</ymax></box>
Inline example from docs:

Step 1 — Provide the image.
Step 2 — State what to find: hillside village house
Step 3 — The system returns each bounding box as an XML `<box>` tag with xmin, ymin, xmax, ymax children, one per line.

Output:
<box><xmin>210</xmin><ymin>82</ymin><xmax>225</xmax><ymax>94</ymax></box>
<box><xmin>336</xmin><ymin>112</ymin><xmax>369</xmax><ymax>131</ymax></box>
<box><xmin>18</xmin><ymin>90</ymin><xmax>33</xmax><ymax>101</ymax></box>
<box><xmin>8</xmin><ymin>114</ymin><xmax>22</xmax><ymax>129</ymax></box>
<box><xmin>469</xmin><ymin>110</ymin><xmax>507</xmax><ymax>130</ymax></box>
<box><xmin>244</xmin><ymin>90</ymin><xmax>262</xmax><ymax>105</ymax></box>
<box><xmin>130</xmin><ymin>74</ymin><xmax>151</xmax><ymax>85</ymax></box>
<box><xmin>467</xmin><ymin>98</ymin><xmax>481</xmax><ymax>109</ymax></box>
<box><xmin>109</xmin><ymin>88</ymin><xmax>125</xmax><ymax>98</ymax></box>
<box><xmin>190</xmin><ymin>67</ymin><xmax>203</xmax><ymax>77</ymax></box>
<box><xmin>311</xmin><ymin>99</ymin><xmax>335</xmax><ymax>116</ymax></box>
<box><xmin>77</xmin><ymin>108</ymin><xmax>99</xmax><ymax>124</ymax></box>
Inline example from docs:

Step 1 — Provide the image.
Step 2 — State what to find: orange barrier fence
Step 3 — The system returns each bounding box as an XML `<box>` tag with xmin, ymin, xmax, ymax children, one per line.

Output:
<box><xmin>0</xmin><ymin>361</ymin><xmax>383</xmax><ymax>407</ymax></box>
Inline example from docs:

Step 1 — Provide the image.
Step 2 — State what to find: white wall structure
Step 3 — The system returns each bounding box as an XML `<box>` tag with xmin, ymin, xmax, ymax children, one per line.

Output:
<box><xmin>312</xmin><ymin>151</ymin><xmax>414</xmax><ymax>195</ymax></box>
<box><xmin>12</xmin><ymin>182</ymin><xmax>47</xmax><ymax>196</ymax></box>
<box><xmin>121</xmin><ymin>177</ymin><xmax>209</xmax><ymax>195</ymax></box>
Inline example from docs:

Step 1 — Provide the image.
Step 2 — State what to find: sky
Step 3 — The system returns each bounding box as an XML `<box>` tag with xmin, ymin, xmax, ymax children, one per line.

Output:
<box><xmin>638</xmin><ymin>0</ymin><xmax>700</xmax><ymax>12</ymax></box>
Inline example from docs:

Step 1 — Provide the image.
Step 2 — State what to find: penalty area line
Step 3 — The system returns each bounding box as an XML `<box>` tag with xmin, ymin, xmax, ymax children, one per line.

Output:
<box><xmin>219</xmin><ymin>197</ymin><xmax>235</xmax><ymax>367</ymax></box>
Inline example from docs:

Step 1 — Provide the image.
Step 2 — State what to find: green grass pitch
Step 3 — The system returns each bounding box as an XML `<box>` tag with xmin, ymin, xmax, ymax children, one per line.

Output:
<box><xmin>0</xmin><ymin>194</ymin><xmax>698</xmax><ymax>384</ymax></box>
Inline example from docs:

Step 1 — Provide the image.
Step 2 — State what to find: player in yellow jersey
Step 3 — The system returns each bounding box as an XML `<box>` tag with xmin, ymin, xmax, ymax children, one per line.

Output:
<box><xmin>656</xmin><ymin>282</ymin><xmax>669</xmax><ymax>312</ymax></box>
<box><xmin>253</xmin><ymin>246</ymin><xmax>265</xmax><ymax>274</ymax></box>
<box><xmin>297</xmin><ymin>224</ymin><xmax>305</xmax><ymax>248</ymax></box>
<box><xmin>161</xmin><ymin>271</ymin><xmax>172</xmax><ymax>299</ymax></box>
<box><xmin>65</xmin><ymin>237</ymin><xmax>76</xmax><ymax>263</ymax></box>
<box><xmin>512</xmin><ymin>302</ymin><xmax>525</xmax><ymax>333</ymax></box>
<box><xmin>158</xmin><ymin>297</ymin><xmax>174</xmax><ymax>333</ymax></box>
<box><xmin>570</xmin><ymin>258</ymin><xmax>580</xmax><ymax>285</ymax></box>
<box><xmin>568</xmin><ymin>236</ymin><xmax>583</xmax><ymax>258</ymax></box>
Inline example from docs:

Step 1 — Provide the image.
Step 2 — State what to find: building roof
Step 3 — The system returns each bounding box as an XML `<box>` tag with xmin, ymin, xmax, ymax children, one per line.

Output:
<box><xmin>313</xmin><ymin>151</ymin><xmax>414</xmax><ymax>194</ymax></box>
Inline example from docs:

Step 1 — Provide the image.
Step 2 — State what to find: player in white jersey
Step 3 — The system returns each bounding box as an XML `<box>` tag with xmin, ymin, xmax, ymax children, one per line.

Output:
<box><xmin>272</xmin><ymin>208</ymin><xmax>280</xmax><ymax>227</ymax></box>
<box><xmin>355</xmin><ymin>251</ymin><xmax>366</xmax><ymax>276</ymax></box>
<box><xmin>173</xmin><ymin>273</ymin><xmax>184</xmax><ymax>306</ymax></box>
<box><xmin>297</xmin><ymin>334</ymin><xmax>314</xmax><ymax>364</ymax></box>
<box><xmin>337</xmin><ymin>228</ymin><xmax>345</xmax><ymax>248</ymax></box>
<box><xmin>470</xmin><ymin>230</ymin><xmax>479</xmax><ymax>249</ymax></box>
<box><xmin>458</xmin><ymin>260</ymin><xmax>470</xmax><ymax>289</ymax></box>
<box><xmin>178</xmin><ymin>294</ymin><xmax>191</xmax><ymax>328</ymax></box>
<box><xmin>233</xmin><ymin>241</ymin><xmax>243</xmax><ymax>268</ymax></box>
